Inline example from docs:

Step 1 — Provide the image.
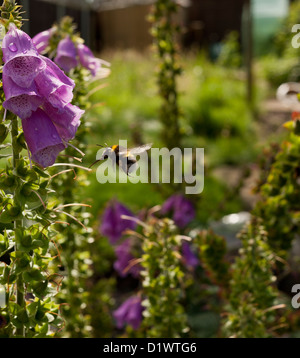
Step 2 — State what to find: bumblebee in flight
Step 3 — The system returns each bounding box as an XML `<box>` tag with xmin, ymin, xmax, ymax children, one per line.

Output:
<box><xmin>90</xmin><ymin>143</ymin><xmax>153</xmax><ymax>175</ymax></box>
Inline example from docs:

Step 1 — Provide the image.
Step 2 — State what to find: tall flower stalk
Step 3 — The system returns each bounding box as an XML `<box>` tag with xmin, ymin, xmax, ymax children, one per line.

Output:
<box><xmin>254</xmin><ymin>114</ymin><xmax>300</xmax><ymax>259</ymax></box>
<box><xmin>149</xmin><ymin>0</ymin><xmax>182</xmax><ymax>150</ymax></box>
<box><xmin>0</xmin><ymin>1</ymin><xmax>83</xmax><ymax>337</ymax></box>
<box><xmin>139</xmin><ymin>213</ymin><xmax>188</xmax><ymax>337</ymax></box>
<box><xmin>223</xmin><ymin>218</ymin><xmax>283</xmax><ymax>338</ymax></box>
<box><xmin>33</xmin><ymin>16</ymin><xmax>110</xmax><ymax>337</ymax></box>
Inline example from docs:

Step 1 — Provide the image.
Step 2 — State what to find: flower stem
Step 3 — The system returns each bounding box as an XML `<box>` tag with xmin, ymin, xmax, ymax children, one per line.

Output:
<box><xmin>11</xmin><ymin>116</ymin><xmax>25</xmax><ymax>337</ymax></box>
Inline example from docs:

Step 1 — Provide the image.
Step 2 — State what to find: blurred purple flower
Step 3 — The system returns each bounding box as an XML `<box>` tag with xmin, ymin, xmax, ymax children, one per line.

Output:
<box><xmin>54</xmin><ymin>36</ymin><xmax>78</xmax><ymax>72</ymax></box>
<box><xmin>1</xmin><ymin>26</ymin><xmax>84</xmax><ymax>168</ymax></box>
<box><xmin>100</xmin><ymin>201</ymin><xmax>137</xmax><ymax>244</ymax></box>
<box><xmin>161</xmin><ymin>194</ymin><xmax>195</xmax><ymax>228</ymax></box>
<box><xmin>77</xmin><ymin>43</ymin><xmax>109</xmax><ymax>77</ymax></box>
<box><xmin>113</xmin><ymin>296</ymin><xmax>143</xmax><ymax>330</ymax></box>
<box><xmin>182</xmin><ymin>241</ymin><xmax>199</xmax><ymax>269</ymax></box>
<box><xmin>2</xmin><ymin>24</ymin><xmax>46</xmax><ymax>88</ymax></box>
<box><xmin>22</xmin><ymin>108</ymin><xmax>65</xmax><ymax>168</ymax></box>
<box><xmin>32</xmin><ymin>28</ymin><xmax>54</xmax><ymax>54</ymax></box>
<box><xmin>114</xmin><ymin>239</ymin><xmax>141</xmax><ymax>278</ymax></box>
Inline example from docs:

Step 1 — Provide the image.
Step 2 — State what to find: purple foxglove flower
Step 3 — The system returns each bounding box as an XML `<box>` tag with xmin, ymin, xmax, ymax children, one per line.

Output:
<box><xmin>22</xmin><ymin>108</ymin><xmax>65</xmax><ymax>168</ymax></box>
<box><xmin>43</xmin><ymin>101</ymin><xmax>83</xmax><ymax>142</ymax></box>
<box><xmin>54</xmin><ymin>36</ymin><xmax>78</xmax><ymax>72</ymax></box>
<box><xmin>2</xmin><ymin>24</ymin><xmax>46</xmax><ymax>88</ymax></box>
<box><xmin>182</xmin><ymin>241</ymin><xmax>199</xmax><ymax>269</ymax></box>
<box><xmin>113</xmin><ymin>239</ymin><xmax>141</xmax><ymax>278</ymax></box>
<box><xmin>113</xmin><ymin>296</ymin><xmax>143</xmax><ymax>330</ymax></box>
<box><xmin>34</xmin><ymin>55</ymin><xmax>75</xmax><ymax>109</ymax></box>
<box><xmin>100</xmin><ymin>201</ymin><xmax>137</xmax><ymax>244</ymax></box>
<box><xmin>32</xmin><ymin>28</ymin><xmax>54</xmax><ymax>54</ymax></box>
<box><xmin>77</xmin><ymin>43</ymin><xmax>108</xmax><ymax>77</ymax></box>
<box><xmin>161</xmin><ymin>194</ymin><xmax>195</xmax><ymax>228</ymax></box>
<box><xmin>2</xmin><ymin>73</ymin><xmax>43</xmax><ymax>119</ymax></box>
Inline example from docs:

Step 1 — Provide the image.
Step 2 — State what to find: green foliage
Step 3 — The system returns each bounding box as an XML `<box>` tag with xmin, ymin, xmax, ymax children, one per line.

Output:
<box><xmin>149</xmin><ymin>0</ymin><xmax>182</xmax><ymax>149</ymax></box>
<box><xmin>223</xmin><ymin>218</ymin><xmax>281</xmax><ymax>338</ymax></box>
<box><xmin>259</xmin><ymin>55</ymin><xmax>300</xmax><ymax>90</ymax></box>
<box><xmin>196</xmin><ymin>230</ymin><xmax>230</xmax><ymax>289</ymax></box>
<box><xmin>184</xmin><ymin>66</ymin><xmax>253</xmax><ymax>140</ymax></box>
<box><xmin>141</xmin><ymin>215</ymin><xmax>188</xmax><ymax>337</ymax></box>
<box><xmin>86</xmin><ymin>234</ymin><xmax>115</xmax><ymax>338</ymax></box>
<box><xmin>0</xmin><ymin>122</ymin><xmax>63</xmax><ymax>337</ymax></box>
<box><xmin>217</xmin><ymin>31</ymin><xmax>242</xmax><ymax>69</ymax></box>
<box><xmin>254</xmin><ymin>118</ymin><xmax>300</xmax><ymax>258</ymax></box>
<box><xmin>0</xmin><ymin>0</ymin><xmax>22</xmax><ymax>31</ymax></box>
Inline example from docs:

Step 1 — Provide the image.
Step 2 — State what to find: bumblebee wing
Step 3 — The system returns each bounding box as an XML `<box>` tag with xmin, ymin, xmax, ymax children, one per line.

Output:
<box><xmin>120</xmin><ymin>143</ymin><xmax>153</xmax><ymax>156</ymax></box>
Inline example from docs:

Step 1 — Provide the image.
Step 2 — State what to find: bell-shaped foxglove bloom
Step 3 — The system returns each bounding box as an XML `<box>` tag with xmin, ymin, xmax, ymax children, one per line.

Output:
<box><xmin>2</xmin><ymin>24</ymin><xmax>46</xmax><ymax>88</ymax></box>
<box><xmin>100</xmin><ymin>200</ymin><xmax>137</xmax><ymax>244</ymax></box>
<box><xmin>182</xmin><ymin>241</ymin><xmax>199</xmax><ymax>269</ymax></box>
<box><xmin>113</xmin><ymin>296</ymin><xmax>143</xmax><ymax>330</ymax></box>
<box><xmin>35</xmin><ymin>55</ymin><xmax>75</xmax><ymax>110</ymax></box>
<box><xmin>77</xmin><ymin>43</ymin><xmax>109</xmax><ymax>77</ymax></box>
<box><xmin>32</xmin><ymin>28</ymin><xmax>54</xmax><ymax>54</ymax></box>
<box><xmin>161</xmin><ymin>194</ymin><xmax>195</xmax><ymax>228</ymax></box>
<box><xmin>113</xmin><ymin>239</ymin><xmax>141</xmax><ymax>278</ymax></box>
<box><xmin>43</xmin><ymin>101</ymin><xmax>83</xmax><ymax>142</ymax></box>
<box><xmin>1</xmin><ymin>26</ymin><xmax>84</xmax><ymax>168</ymax></box>
<box><xmin>22</xmin><ymin>108</ymin><xmax>65</xmax><ymax>168</ymax></box>
<box><xmin>54</xmin><ymin>36</ymin><xmax>78</xmax><ymax>72</ymax></box>
<box><xmin>2</xmin><ymin>73</ymin><xmax>43</xmax><ymax>119</ymax></box>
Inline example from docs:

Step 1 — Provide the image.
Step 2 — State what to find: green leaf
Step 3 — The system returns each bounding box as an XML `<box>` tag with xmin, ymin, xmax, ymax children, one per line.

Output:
<box><xmin>16</xmin><ymin>308</ymin><xmax>29</xmax><ymax>324</ymax></box>
<box><xmin>31</xmin><ymin>280</ymin><xmax>48</xmax><ymax>299</ymax></box>
<box><xmin>23</xmin><ymin>268</ymin><xmax>45</xmax><ymax>283</ymax></box>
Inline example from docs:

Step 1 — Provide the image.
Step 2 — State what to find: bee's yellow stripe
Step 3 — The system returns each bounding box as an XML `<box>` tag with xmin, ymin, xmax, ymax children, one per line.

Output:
<box><xmin>111</xmin><ymin>145</ymin><xmax>118</xmax><ymax>151</ymax></box>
